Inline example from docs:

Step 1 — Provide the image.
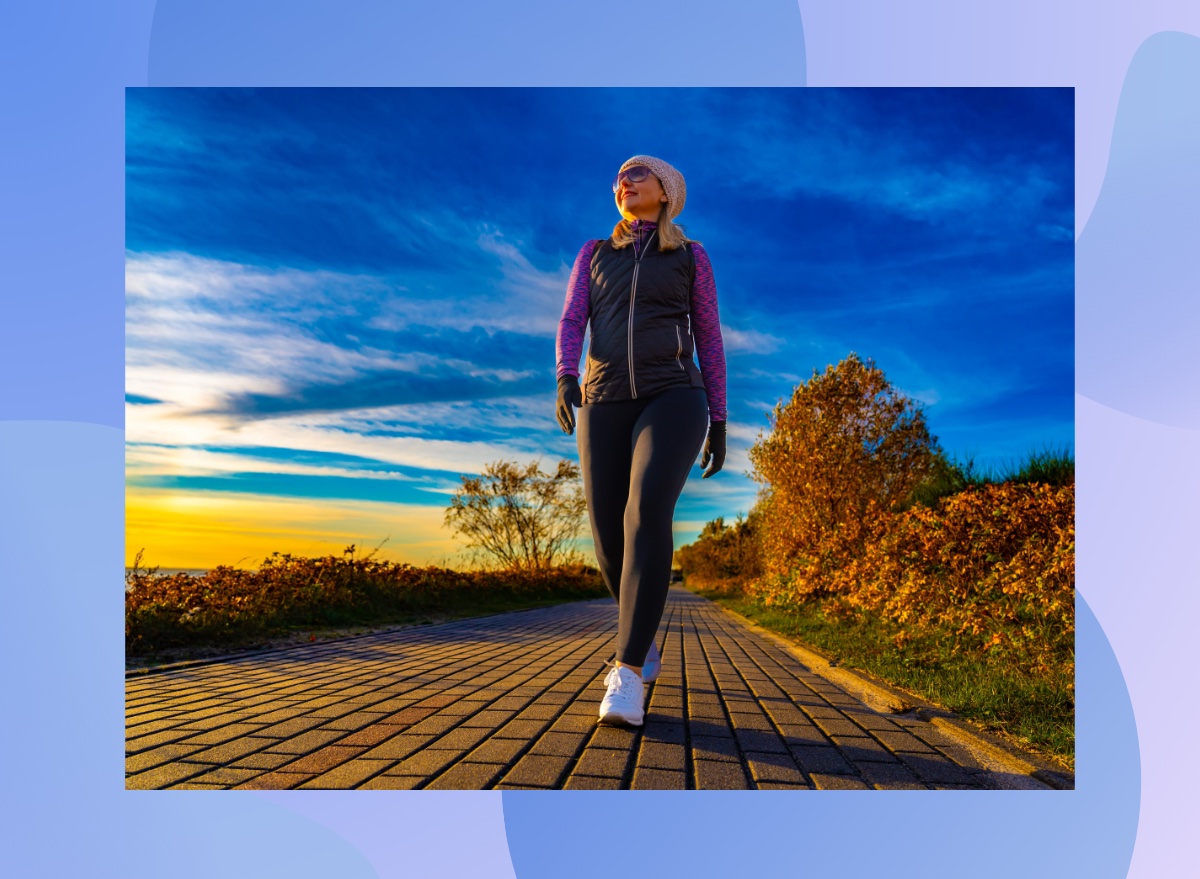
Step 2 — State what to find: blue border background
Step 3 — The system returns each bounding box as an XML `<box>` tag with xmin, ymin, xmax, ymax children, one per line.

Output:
<box><xmin>2</xmin><ymin>3</ymin><xmax>1197</xmax><ymax>877</ymax></box>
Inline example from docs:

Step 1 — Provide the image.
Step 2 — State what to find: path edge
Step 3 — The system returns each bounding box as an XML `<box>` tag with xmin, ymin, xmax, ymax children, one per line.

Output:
<box><xmin>707</xmin><ymin>597</ymin><xmax>1075</xmax><ymax>791</ymax></box>
<box><xmin>125</xmin><ymin>597</ymin><xmax>615</xmax><ymax>679</ymax></box>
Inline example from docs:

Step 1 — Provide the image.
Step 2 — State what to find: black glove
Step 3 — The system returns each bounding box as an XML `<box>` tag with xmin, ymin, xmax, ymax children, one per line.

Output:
<box><xmin>556</xmin><ymin>375</ymin><xmax>583</xmax><ymax>434</ymax></box>
<box><xmin>701</xmin><ymin>420</ymin><xmax>726</xmax><ymax>478</ymax></box>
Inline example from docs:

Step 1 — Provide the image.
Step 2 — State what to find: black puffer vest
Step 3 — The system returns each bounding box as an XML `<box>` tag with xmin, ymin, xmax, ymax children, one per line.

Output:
<box><xmin>582</xmin><ymin>228</ymin><xmax>707</xmax><ymax>405</ymax></box>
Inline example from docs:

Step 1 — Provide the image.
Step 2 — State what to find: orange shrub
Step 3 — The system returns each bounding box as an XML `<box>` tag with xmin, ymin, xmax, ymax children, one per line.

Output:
<box><xmin>125</xmin><ymin>546</ymin><xmax>605</xmax><ymax>654</ymax></box>
<box><xmin>747</xmin><ymin>483</ymin><xmax>1074</xmax><ymax>676</ymax></box>
<box><xmin>748</xmin><ymin>354</ymin><xmax>939</xmax><ymax>578</ymax></box>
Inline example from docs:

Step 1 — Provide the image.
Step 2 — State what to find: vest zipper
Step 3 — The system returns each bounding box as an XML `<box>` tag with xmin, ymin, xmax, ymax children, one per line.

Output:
<box><xmin>675</xmin><ymin>324</ymin><xmax>684</xmax><ymax>371</ymax></box>
<box><xmin>627</xmin><ymin>229</ymin><xmax>657</xmax><ymax>399</ymax></box>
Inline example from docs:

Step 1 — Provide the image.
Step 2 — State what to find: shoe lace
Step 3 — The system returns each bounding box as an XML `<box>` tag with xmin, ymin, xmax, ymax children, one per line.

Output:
<box><xmin>606</xmin><ymin>665</ymin><xmax>638</xmax><ymax>700</ymax></box>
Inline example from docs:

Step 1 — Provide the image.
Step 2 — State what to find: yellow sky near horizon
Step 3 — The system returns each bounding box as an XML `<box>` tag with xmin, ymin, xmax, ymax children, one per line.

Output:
<box><xmin>125</xmin><ymin>486</ymin><xmax>471</xmax><ymax>570</ymax></box>
<box><xmin>126</xmin><ymin>486</ymin><xmax>706</xmax><ymax>572</ymax></box>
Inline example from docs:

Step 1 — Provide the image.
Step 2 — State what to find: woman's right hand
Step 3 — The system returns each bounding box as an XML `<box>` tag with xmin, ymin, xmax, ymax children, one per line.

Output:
<box><xmin>556</xmin><ymin>375</ymin><xmax>583</xmax><ymax>434</ymax></box>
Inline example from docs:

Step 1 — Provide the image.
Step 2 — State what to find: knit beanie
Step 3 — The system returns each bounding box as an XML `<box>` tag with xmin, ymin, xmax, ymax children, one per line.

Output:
<box><xmin>617</xmin><ymin>155</ymin><xmax>686</xmax><ymax>220</ymax></box>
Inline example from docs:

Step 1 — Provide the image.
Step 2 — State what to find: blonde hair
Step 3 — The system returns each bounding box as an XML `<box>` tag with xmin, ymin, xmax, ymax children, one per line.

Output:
<box><xmin>610</xmin><ymin>203</ymin><xmax>695</xmax><ymax>251</ymax></box>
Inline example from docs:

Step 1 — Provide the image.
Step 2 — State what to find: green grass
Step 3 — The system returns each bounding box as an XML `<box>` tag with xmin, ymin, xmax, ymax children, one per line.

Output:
<box><xmin>692</xmin><ymin>587</ymin><xmax>1074</xmax><ymax>770</ymax></box>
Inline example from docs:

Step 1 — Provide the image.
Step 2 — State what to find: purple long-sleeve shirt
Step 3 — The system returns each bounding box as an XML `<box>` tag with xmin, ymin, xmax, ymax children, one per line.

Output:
<box><xmin>555</xmin><ymin>220</ymin><xmax>728</xmax><ymax>423</ymax></box>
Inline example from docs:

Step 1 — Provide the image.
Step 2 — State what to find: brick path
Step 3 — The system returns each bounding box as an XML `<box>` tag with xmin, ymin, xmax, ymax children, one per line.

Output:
<box><xmin>126</xmin><ymin>587</ymin><xmax>1024</xmax><ymax>790</ymax></box>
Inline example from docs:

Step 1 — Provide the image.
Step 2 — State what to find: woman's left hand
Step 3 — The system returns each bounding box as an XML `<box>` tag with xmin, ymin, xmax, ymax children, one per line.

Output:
<box><xmin>700</xmin><ymin>421</ymin><xmax>726</xmax><ymax>478</ymax></box>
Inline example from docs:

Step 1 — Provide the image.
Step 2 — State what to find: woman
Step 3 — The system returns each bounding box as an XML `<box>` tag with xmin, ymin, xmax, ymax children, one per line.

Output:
<box><xmin>555</xmin><ymin>155</ymin><xmax>727</xmax><ymax>726</ymax></box>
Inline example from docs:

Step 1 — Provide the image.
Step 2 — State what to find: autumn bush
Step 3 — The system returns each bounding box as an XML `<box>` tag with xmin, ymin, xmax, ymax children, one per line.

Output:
<box><xmin>745</xmin><ymin>482</ymin><xmax>1075</xmax><ymax>677</ymax></box>
<box><xmin>748</xmin><ymin>353</ymin><xmax>940</xmax><ymax>578</ymax></box>
<box><xmin>678</xmin><ymin>353</ymin><xmax>1074</xmax><ymax>684</ymax></box>
<box><xmin>673</xmin><ymin>511</ymin><xmax>763</xmax><ymax>593</ymax></box>
<box><xmin>125</xmin><ymin>545</ymin><xmax>606</xmax><ymax>655</ymax></box>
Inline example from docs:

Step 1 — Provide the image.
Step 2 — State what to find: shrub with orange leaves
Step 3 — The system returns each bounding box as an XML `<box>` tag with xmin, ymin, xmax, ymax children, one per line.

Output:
<box><xmin>747</xmin><ymin>482</ymin><xmax>1075</xmax><ymax>677</ymax></box>
<box><xmin>748</xmin><ymin>353</ymin><xmax>940</xmax><ymax>580</ymax></box>
<box><xmin>125</xmin><ymin>545</ymin><xmax>606</xmax><ymax>655</ymax></box>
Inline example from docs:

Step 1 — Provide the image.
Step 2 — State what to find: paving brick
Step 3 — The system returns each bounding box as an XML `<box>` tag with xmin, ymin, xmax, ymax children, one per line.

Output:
<box><xmin>492</xmin><ymin>696</ymin><xmax>531</xmax><ymax>711</ymax></box>
<box><xmin>776</xmin><ymin>721</ymin><xmax>829</xmax><ymax>747</ymax></box>
<box><xmin>852</xmin><ymin>713</ymin><xmax>906</xmax><ymax>733</ymax></box>
<box><xmin>641</xmin><ymin>722</ymin><xmax>686</xmax><ymax>745</ymax></box>
<box><xmin>125</xmin><ymin>729</ymin><xmax>194</xmax><ymax>753</ymax></box>
<box><xmin>495</xmin><ymin>718</ymin><xmax>550</xmax><ymax>740</ymax></box>
<box><xmin>528</xmin><ymin>731</ymin><xmax>588</xmax><ymax>758</ymax></box>
<box><xmin>318</xmin><ymin>712</ymin><xmax>392</xmax><ymax>731</ymax></box>
<box><xmin>462</xmin><ymin>737</ymin><xmax>528</xmax><ymax>765</ymax></box>
<box><xmin>124</xmin><ymin>586</ymin><xmax>1013</xmax><ymax>792</ymax></box>
<box><xmin>125</xmin><ymin>743</ymin><xmax>206</xmax><ymax>774</ymax></box>
<box><xmin>275</xmin><ymin>744</ymin><xmax>365</xmax><ymax>774</ymax></box>
<box><xmin>413</xmin><ymin>693</ymin><xmax>460</xmax><ymax>709</ymax></box>
<box><xmin>687</xmin><ymin>717</ymin><xmax>735</xmax><ymax>740</ymax></box>
<box><xmin>571</xmin><ymin>748</ymin><xmax>631</xmax><ymax>779</ymax></box>
<box><xmin>690</xmin><ymin>734</ymin><xmax>739</xmax><ymax>762</ymax></box>
<box><xmin>563</xmin><ymin>774</ymin><xmax>622</xmax><ymax>790</ymax></box>
<box><xmin>694</xmin><ymin>759</ymin><xmax>749</xmax><ymax>790</ymax></box>
<box><xmin>243</xmin><ymin>707</ymin><xmax>310</xmax><ymax>724</ymax></box>
<box><xmin>126</xmin><ymin>762</ymin><xmax>210</xmax><ymax>790</ymax></box>
<box><xmin>502</xmin><ymin>754</ymin><xmax>571</xmax><ymax>788</ymax></box>
<box><xmin>250</xmin><ymin>717</ymin><xmax>327</xmax><ymax>738</ymax></box>
<box><xmin>745</xmin><ymin>751</ymin><xmax>806</xmax><ymax>786</ymax></box>
<box><xmin>185</xmin><ymin>737</ymin><xmax>274</xmax><ymax>764</ymax></box>
<box><xmin>261</xmin><ymin>729</ymin><xmax>346</xmax><ymax>755</ymax></box>
<box><xmin>336</xmin><ymin>723</ymin><xmax>406</xmax><ymax>748</ymax></box>
<box><xmin>439</xmin><ymin>699</ymin><xmax>491</xmax><ymax>717</ymax></box>
<box><xmin>459</xmin><ymin>709</ymin><xmax>518</xmax><ymax>728</ymax></box>
<box><xmin>357</xmin><ymin>774</ymin><xmax>425</xmax><ymax>790</ymax></box>
<box><xmin>230</xmin><ymin>752</ymin><xmax>296</xmax><ymax>771</ymax></box>
<box><xmin>125</xmin><ymin>716</ymin><xmax>192</xmax><ymax>738</ymax></box>
<box><xmin>549</xmin><ymin>713</ymin><xmax>596</xmax><ymax>735</ymax></box>
<box><xmin>385</xmin><ymin>748</ymin><xmax>463</xmax><ymax>777</ymax></box>
<box><xmin>808</xmin><ymin>715</ymin><xmax>865</xmax><ymax>738</ymax></box>
<box><xmin>425</xmin><ymin>762</ymin><xmax>506</xmax><ymax>790</ymax></box>
<box><xmin>727</xmin><ymin>710</ymin><xmax>775</xmax><ymax>732</ymax></box>
<box><xmin>358</xmin><ymin>734</ymin><xmax>437</xmax><ymax>761</ymax></box>
<box><xmin>790</xmin><ymin>745</ymin><xmax>854</xmax><ymax>776</ymax></box>
<box><xmin>381</xmin><ymin>706</ymin><xmax>438</xmax><ymax>726</ymax></box>
<box><xmin>870</xmin><ymin>729</ymin><xmax>938</xmax><ymax>754</ymax></box>
<box><xmin>858</xmin><ymin>760</ymin><xmax>927</xmax><ymax>789</ymax></box>
<box><xmin>185</xmin><ymin>766</ymin><xmax>264</xmax><ymax>787</ymax></box>
<box><xmin>427</xmin><ymin>726</ymin><xmax>493</xmax><ymax>751</ymax></box>
<box><xmin>687</xmin><ymin>701</ymin><xmax>726</xmax><ymax>720</ymax></box>
<box><xmin>899</xmin><ymin>753</ymin><xmax>980</xmax><ymax>786</ymax></box>
<box><xmin>589</xmin><ymin>726</ymin><xmax>638</xmax><ymax>750</ymax></box>
<box><xmin>734</xmin><ymin>728</ymin><xmax>788</xmax><ymax>754</ymax></box>
<box><xmin>630</xmin><ymin>768</ymin><xmax>685</xmax><ymax>790</ymax></box>
<box><xmin>404</xmin><ymin>715</ymin><xmax>461</xmax><ymax>737</ymax></box>
<box><xmin>810</xmin><ymin>773</ymin><xmax>872</xmax><ymax>790</ymax></box>
<box><xmin>830</xmin><ymin>735</ymin><xmax>899</xmax><ymax>764</ymax></box>
<box><xmin>636</xmin><ymin>741</ymin><xmax>686</xmax><ymax>772</ymax></box>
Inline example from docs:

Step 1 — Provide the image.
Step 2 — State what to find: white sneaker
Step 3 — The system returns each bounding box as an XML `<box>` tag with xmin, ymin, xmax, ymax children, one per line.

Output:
<box><xmin>598</xmin><ymin>664</ymin><xmax>645</xmax><ymax>726</ymax></box>
<box><xmin>642</xmin><ymin>639</ymin><xmax>661</xmax><ymax>683</ymax></box>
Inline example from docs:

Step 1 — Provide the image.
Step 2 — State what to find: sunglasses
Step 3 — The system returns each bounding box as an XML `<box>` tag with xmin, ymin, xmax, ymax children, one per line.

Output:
<box><xmin>612</xmin><ymin>165</ymin><xmax>654</xmax><ymax>193</ymax></box>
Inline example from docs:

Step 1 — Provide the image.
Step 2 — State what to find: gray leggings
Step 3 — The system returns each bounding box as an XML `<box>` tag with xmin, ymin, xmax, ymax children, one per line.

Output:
<box><xmin>576</xmin><ymin>386</ymin><xmax>709</xmax><ymax>667</ymax></box>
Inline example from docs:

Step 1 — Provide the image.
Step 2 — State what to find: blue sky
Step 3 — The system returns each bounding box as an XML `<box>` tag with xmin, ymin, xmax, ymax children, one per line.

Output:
<box><xmin>125</xmin><ymin>87</ymin><xmax>1074</xmax><ymax>569</ymax></box>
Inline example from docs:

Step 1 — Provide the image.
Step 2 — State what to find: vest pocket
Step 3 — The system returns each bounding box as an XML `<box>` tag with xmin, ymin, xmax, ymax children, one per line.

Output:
<box><xmin>675</xmin><ymin>324</ymin><xmax>685</xmax><ymax>371</ymax></box>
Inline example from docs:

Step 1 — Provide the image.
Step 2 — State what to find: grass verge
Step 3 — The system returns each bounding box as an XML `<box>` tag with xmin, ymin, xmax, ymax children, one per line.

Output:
<box><xmin>691</xmin><ymin>586</ymin><xmax>1074</xmax><ymax>771</ymax></box>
